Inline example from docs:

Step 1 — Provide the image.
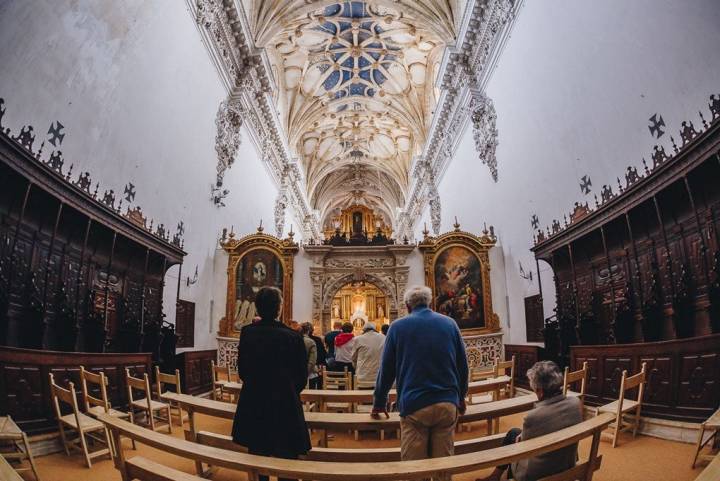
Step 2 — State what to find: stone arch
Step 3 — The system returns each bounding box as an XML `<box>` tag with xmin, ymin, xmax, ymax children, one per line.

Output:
<box><xmin>321</xmin><ymin>273</ymin><xmax>398</xmax><ymax>331</ymax></box>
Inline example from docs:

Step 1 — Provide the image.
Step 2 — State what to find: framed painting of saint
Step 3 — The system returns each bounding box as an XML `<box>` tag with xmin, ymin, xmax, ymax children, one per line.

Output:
<box><xmin>233</xmin><ymin>248</ymin><xmax>284</xmax><ymax>331</ymax></box>
<box><xmin>218</xmin><ymin>227</ymin><xmax>298</xmax><ymax>338</ymax></box>
<box><xmin>419</xmin><ymin>225</ymin><xmax>500</xmax><ymax>335</ymax></box>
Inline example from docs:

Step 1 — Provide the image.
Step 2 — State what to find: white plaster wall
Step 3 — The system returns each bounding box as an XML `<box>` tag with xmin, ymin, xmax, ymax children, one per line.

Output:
<box><xmin>0</xmin><ymin>0</ymin><xmax>279</xmax><ymax>351</ymax></box>
<box><xmin>423</xmin><ymin>0</ymin><xmax>720</xmax><ymax>344</ymax></box>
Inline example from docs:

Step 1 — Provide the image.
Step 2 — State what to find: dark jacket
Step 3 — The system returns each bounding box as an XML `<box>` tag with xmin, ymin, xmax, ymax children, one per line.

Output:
<box><xmin>310</xmin><ymin>334</ymin><xmax>327</xmax><ymax>365</ymax></box>
<box><xmin>324</xmin><ymin>329</ymin><xmax>340</xmax><ymax>357</ymax></box>
<box><xmin>374</xmin><ymin>306</ymin><xmax>469</xmax><ymax>416</ymax></box>
<box><xmin>231</xmin><ymin>319</ymin><xmax>311</xmax><ymax>456</ymax></box>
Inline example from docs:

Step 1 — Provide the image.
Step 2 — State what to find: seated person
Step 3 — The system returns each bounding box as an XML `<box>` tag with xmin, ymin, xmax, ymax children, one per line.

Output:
<box><xmin>477</xmin><ymin>361</ymin><xmax>583</xmax><ymax>481</ymax></box>
<box><xmin>329</xmin><ymin>322</ymin><xmax>355</xmax><ymax>372</ymax></box>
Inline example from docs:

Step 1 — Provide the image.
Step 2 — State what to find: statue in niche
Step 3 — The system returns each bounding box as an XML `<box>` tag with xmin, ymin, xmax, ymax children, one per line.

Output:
<box><xmin>332</xmin><ymin>300</ymin><xmax>341</xmax><ymax>320</ymax></box>
<box><xmin>352</xmin><ymin>211</ymin><xmax>363</xmax><ymax>235</ymax></box>
<box><xmin>377</xmin><ymin>302</ymin><xmax>385</xmax><ymax>319</ymax></box>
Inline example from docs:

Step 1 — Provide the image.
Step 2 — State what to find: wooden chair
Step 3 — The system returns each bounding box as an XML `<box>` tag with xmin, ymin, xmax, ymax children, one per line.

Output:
<box><xmin>0</xmin><ymin>415</ymin><xmax>40</xmax><ymax>480</ymax></box>
<box><xmin>692</xmin><ymin>407</ymin><xmax>720</xmax><ymax>468</ymax></box>
<box><xmin>496</xmin><ymin>355</ymin><xmax>515</xmax><ymax>399</ymax></box>
<box><xmin>125</xmin><ymin>368</ymin><xmax>172</xmax><ymax>434</ymax></box>
<box><xmin>468</xmin><ymin>361</ymin><xmax>499</xmax><ymax>404</ymax></box>
<box><xmin>0</xmin><ymin>454</ymin><xmax>24</xmax><ymax>481</ymax></box>
<box><xmin>154</xmin><ymin>366</ymin><xmax>185</xmax><ymax>426</ymax></box>
<box><xmin>80</xmin><ymin>365</ymin><xmax>134</xmax><ymax>452</ymax></box>
<box><xmin>563</xmin><ymin>361</ymin><xmax>588</xmax><ymax>406</ymax></box>
<box><xmin>595</xmin><ymin>362</ymin><xmax>647</xmax><ymax>447</ymax></box>
<box><xmin>49</xmin><ymin>373</ymin><xmax>111</xmax><ymax>467</ymax></box>
<box><xmin>322</xmin><ymin>366</ymin><xmax>353</xmax><ymax>413</ymax></box>
<box><xmin>211</xmin><ymin>361</ymin><xmax>231</xmax><ymax>401</ymax></box>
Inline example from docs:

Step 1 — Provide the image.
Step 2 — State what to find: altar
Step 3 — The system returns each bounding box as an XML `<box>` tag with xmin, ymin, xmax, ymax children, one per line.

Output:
<box><xmin>215</xmin><ymin>221</ymin><xmax>504</xmax><ymax>373</ymax></box>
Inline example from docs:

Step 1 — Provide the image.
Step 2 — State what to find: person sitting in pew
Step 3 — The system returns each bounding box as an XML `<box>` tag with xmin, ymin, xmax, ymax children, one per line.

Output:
<box><xmin>231</xmin><ymin>287</ymin><xmax>310</xmax><ymax>481</ymax></box>
<box><xmin>477</xmin><ymin>360</ymin><xmax>583</xmax><ymax>481</ymax></box>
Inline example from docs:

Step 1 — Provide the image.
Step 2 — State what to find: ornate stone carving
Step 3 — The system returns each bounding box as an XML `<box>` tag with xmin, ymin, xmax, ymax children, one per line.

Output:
<box><xmin>325</xmin><ymin>258</ymin><xmax>395</xmax><ymax>269</ymax></box>
<box><xmin>394</xmin><ymin>0</ymin><xmax>518</xmax><ymax>240</ymax></box>
<box><xmin>464</xmin><ymin>333</ymin><xmax>504</xmax><ymax>370</ymax></box>
<box><xmin>274</xmin><ymin>172</ymin><xmax>289</xmax><ymax>237</ymax></box>
<box><xmin>214</xmin><ymin>97</ymin><xmax>244</xmax><ymax>187</ymax></box>
<box><xmin>427</xmin><ymin>178</ymin><xmax>442</xmax><ymax>235</ymax></box>
<box><xmin>216</xmin><ymin>336</ymin><xmax>239</xmax><ymax>372</ymax></box>
<box><xmin>305</xmin><ymin>244</ymin><xmax>415</xmax><ymax>332</ymax></box>
<box><xmin>471</xmin><ymin>90</ymin><xmax>499</xmax><ymax>182</ymax></box>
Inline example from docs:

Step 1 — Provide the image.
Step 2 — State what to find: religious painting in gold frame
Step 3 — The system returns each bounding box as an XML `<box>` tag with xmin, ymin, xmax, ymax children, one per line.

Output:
<box><xmin>418</xmin><ymin>223</ymin><xmax>500</xmax><ymax>335</ymax></box>
<box><xmin>217</xmin><ymin>226</ymin><xmax>298</xmax><ymax>338</ymax></box>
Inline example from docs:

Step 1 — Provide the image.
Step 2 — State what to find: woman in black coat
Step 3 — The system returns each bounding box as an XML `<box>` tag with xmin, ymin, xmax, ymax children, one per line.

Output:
<box><xmin>231</xmin><ymin>287</ymin><xmax>310</xmax><ymax>481</ymax></box>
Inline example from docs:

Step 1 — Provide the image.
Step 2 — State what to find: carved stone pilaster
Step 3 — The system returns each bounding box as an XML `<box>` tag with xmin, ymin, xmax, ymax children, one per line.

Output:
<box><xmin>427</xmin><ymin>176</ymin><xmax>442</xmax><ymax>235</ymax></box>
<box><xmin>274</xmin><ymin>171</ymin><xmax>290</xmax><ymax>237</ymax></box>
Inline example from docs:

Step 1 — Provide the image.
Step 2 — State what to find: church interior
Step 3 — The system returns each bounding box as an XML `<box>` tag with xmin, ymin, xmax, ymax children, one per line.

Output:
<box><xmin>0</xmin><ymin>1</ymin><xmax>719</xmax><ymax>480</ymax></box>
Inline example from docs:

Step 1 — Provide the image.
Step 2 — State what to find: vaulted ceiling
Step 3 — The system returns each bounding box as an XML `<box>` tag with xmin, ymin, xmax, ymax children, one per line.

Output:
<box><xmin>245</xmin><ymin>0</ymin><xmax>460</xmax><ymax>229</ymax></box>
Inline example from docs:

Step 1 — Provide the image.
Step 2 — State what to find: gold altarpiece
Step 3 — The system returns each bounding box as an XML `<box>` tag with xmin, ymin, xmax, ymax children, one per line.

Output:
<box><xmin>418</xmin><ymin>222</ymin><xmax>500</xmax><ymax>336</ymax></box>
<box><xmin>323</xmin><ymin>204</ymin><xmax>392</xmax><ymax>239</ymax></box>
<box><xmin>217</xmin><ymin>226</ymin><xmax>298</xmax><ymax>338</ymax></box>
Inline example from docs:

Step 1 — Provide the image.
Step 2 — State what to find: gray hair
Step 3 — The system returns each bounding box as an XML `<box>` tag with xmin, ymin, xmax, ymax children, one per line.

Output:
<box><xmin>526</xmin><ymin>361</ymin><xmax>563</xmax><ymax>394</ymax></box>
<box><xmin>403</xmin><ymin>285</ymin><xmax>432</xmax><ymax>311</ymax></box>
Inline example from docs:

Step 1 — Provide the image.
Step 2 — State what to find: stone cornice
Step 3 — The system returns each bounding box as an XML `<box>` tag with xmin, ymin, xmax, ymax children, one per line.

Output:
<box><xmin>189</xmin><ymin>0</ymin><xmax>320</xmax><ymax>239</ymax></box>
<box><xmin>396</xmin><ymin>0</ymin><xmax>522</xmax><ymax>240</ymax></box>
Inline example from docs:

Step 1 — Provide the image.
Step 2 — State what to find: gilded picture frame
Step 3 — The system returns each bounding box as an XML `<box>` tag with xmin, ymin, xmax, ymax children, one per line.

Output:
<box><xmin>418</xmin><ymin>224</ymin><xmax>500</xmax><ymax>335</ymax></box>
<box><xmin>217</xmin><ymin>227</ymin><xmax>298</xmax><ymax>338</ymax></box>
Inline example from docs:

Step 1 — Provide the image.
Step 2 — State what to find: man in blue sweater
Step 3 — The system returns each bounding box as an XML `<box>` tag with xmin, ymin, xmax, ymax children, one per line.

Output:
<box><xmin>372</xmin><ymin>285</ymin><xmax>468</xmax><ymax>480</ymax></box>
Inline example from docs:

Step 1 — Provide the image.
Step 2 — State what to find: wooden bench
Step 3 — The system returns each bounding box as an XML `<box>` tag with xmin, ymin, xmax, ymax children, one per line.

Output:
<box><xmin>693</xmin><ymin>407</ymin><xmax>720</xmax><ymax>468</ymax></box>
<box><xmin>193</xmin><ymin>429</ymin><xmax>506</xmax><ymax>461</ymax></box>
<box><xmin>162</xmin><ymin>391</ymin><xmax>537</xmax><ymax>448</ymax></box>
<box><xmin>695</xmin><ymin>452</ymin><xmax>720</xmax><ymax>481</ymax></box>
<box><xmin>222</xmin><ymin>376</ymin><xmax>511</xmax><ymax>407</ymax></box>
<box><xmin>100</xmin><ymin>411</ymin><xmax>613</xmax><ymax>481</ymax></box>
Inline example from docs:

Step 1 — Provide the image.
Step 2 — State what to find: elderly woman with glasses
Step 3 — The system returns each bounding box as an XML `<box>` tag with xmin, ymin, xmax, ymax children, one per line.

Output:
<box><xmin>477</xmin><ymin>360</ymin><xmax>583</xmax><ymax>481</ymax></box>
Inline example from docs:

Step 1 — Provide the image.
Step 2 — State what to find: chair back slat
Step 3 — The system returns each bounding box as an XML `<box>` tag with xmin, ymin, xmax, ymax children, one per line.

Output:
<box><xmin>623</xmin><ymin>363</ymin><xmax>646</xmax><ymax>391</ymax></box>
<box><xmin>80</xmin><ymin>365</ymin><xmax>109</xmax><ymax>411</ymax></box>
<box><xmin>50</xmin><ymin>373</ymin><xmax>78</xmax><ymax>407</ymax></box>
<box><xmin>126</xmin><ymin>368</ymin><xmax>152</xmax><ymax>404</ymax></box>
<box><xmin>155</xmin><ymin>366</ymin><xmax>182</xmax><ymax>399</ymax></box>
<box><xmin>322</xmin><ymin>367</ymin><xmax>351</xmax><ymax>390</ymax></box>
<box><xmin>211</xmin><ymin>361</ymin><xmax>229</xmax><ymax>382</ymax></box>
<box><xmin>470</xmin><ymin>361</ymin><xmax>499</xmax><ymax>382</ymax></box>
<box><xmin>563</xmin><ymin>361</ymin><xmax>588</xmax><ymax>396</ymax></box>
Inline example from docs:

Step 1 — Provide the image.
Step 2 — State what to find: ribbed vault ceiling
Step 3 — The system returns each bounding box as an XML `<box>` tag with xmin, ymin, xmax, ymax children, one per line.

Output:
<box><xmin>245</xmin><ymin>0</ymin><xmax>459</xmax><ymax>230</ymax></box>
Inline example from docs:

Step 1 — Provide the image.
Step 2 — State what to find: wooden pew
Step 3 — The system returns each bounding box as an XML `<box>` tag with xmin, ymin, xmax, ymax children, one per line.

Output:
<box><xmin>221</xmin><ymin>376</ymin><xmax>511</xmax><ymax>407</ymax></box>
<box><xmin>163</xmin><ymin>391</ymin><xmax>537</xmax><ymax>457</ymax></box>
<box><xmin>100</xmin><ymin>411</ymin><xmax>613</xmax><ymax>481</ymax></box>
<box><xmin>192</xmin><ymin>430</ymin><xmax>507</xmax><ymax>462</ymax></box>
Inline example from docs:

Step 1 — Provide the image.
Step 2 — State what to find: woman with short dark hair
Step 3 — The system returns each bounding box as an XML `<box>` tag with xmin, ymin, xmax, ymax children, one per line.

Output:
<box><xmin>231</xmin><ymin>287</ymin><xmax>310</xmax><ymax>481</ymax></box>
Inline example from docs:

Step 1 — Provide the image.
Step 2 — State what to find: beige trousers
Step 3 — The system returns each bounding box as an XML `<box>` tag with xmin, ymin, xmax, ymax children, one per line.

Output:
<box><xmin>400</xmin><ymin>402</ymin><xmax>458</xmax><ymax>481</ymax></box>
